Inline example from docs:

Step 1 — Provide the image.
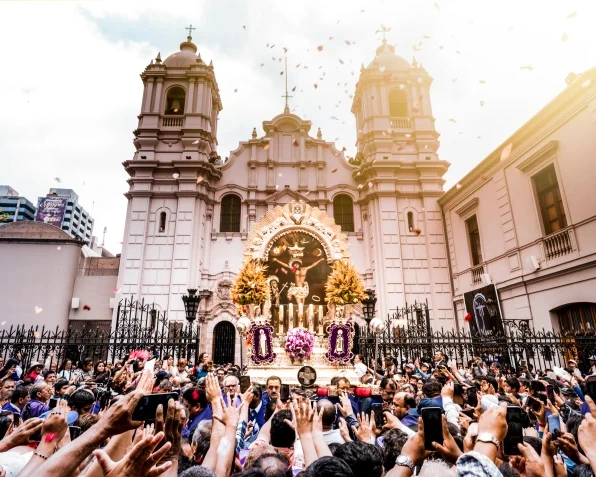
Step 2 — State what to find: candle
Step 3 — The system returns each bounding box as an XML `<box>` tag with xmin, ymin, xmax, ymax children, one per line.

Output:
<box><xmin>309</xmin><ymin>304</ymin><xmax>314</xmax><ymax>332</ymax></box>
<box><xmin>318</xmin><ymin>305</ymin><xmax>324</xmax><ymax>335</ymax></box>
<box><xmin>279</xmin><ymin>305</ymin><xmax>284</xmax><ymax>334</ymax></box>
<box><xmin>289</xmin><ymin>303</ymin><xmax>294</xmax><ymax>327</ymax></box>
<box><xmin>298</xmin><ymin>303</ymin><xmax>304</xmax><ymax>318</ymax></box>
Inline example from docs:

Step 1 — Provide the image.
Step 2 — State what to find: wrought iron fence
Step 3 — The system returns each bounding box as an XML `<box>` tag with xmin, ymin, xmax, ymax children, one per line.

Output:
<box><xmin>359</xmin><ymin>301</ymin><xmax>596</xmax><ymax>373</ymax></box>
<box><xmin>0</xmin><ymin>297</ymin><xmax>200</xmax><ymax>370</ymax></box>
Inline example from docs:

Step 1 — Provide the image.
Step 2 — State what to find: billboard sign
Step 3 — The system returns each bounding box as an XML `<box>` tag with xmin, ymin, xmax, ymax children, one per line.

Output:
<box><xmin>463</xmin><ymin>284</ymin><xmax>505</xmax><ymax>338</ymax></box>
<box><xmin>35</xmin><ymin>196</ymin><xmax>68</xmax><ymax>228</ymax></box>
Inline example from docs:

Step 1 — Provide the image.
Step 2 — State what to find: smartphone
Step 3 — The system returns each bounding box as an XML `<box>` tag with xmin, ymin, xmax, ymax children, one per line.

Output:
<box><xmin>548</xmin><ymin>414</ymin><xmax>561</xmax><ymax>439</ymax></box>
<box><xmin>547</xmin><ymin>385</ymin><xmax>555</xmax><ymax>403</ymax></box>
<box><xmin>526</xmin><ymin>396</ymin><xmax>542</xmax><ymax>413</ymax></box>
<box><xmin>467</xmin><ymin>387</ymin><xmax>478</xmax><ymax>408</ymax></box>
<box><xmin>69</xmin><ymin>426</ymin><xmax>82</xmax><ymax>440</ymax></box>
<box><xmin>461</xmin><ymin>409</ymin><xmax>475</xmax><ymax>419</ymax></box>
<box><xmin>48</xmin><ymin>397</ymin><xmax>59</xmax><ymax>410</ymax></box>
<box><xmin>421</xmin><ymin>407</ymin><xmax>443</xmax><ymax>450</ymax></box>
<box><xmin>503</xmin><ymin>406</ymin><xmax>523</xmax><ymax>456</ymax></box>
<box><xmin>454</xmin><ymin>383</ymin><xmax>463</xmax><ymax>395</ymax></box>
<box><xmin>132</xmin><ymin>392</ymin><xmax>179</xmax><ymax>422</ymax></box>
<box><xmin>586</xmin><ymin>375</ymin><xmax>596</xmax><ymax>402</ymax></box>
<box><xmin>371</xmin><ymin>403</ymin><xmax>384</xmax><ymax>428</ymax></box>
<box><xmin>11</xmin><ymin>413</ymin><xmax>20</xmax><ymax>427</ymax></box>
<box><xmin>240</xmin><ymin>376</ymin><xmax>251</xmax><ymax>394</ymax></box>
<box><xmin>280</xmin><ymin>384</ymin><xmax>290</xmax><ymax>403</ymax></box>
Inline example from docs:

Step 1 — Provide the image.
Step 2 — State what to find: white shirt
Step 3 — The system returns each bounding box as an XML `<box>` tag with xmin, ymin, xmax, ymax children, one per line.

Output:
<box><xmin>354</xmin><ymin>362</ymin><xmax>368</xmax><ymax>377</ymax></box>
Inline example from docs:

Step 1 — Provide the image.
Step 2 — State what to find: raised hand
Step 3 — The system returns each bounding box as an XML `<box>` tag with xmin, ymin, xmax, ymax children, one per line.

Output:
<box><xmin>351</xmin><ymin>412</ymin><xmax>375</xmax><ymax>444</ymax></box>
<box><xmin>205</xmin><ymin>374</ymin><xmax>221</xmax><ymax>404</ymax></box>
<box><xmin>312</xmin><ymin>401</ymin><xmax>325</xmax><ymax>434</ymax></box>
<box><xmin>288</xmin><ymin>399</ymin><xmax>313</xmax><ymax>437</ymax></box>
<box><xmin>94</xmin><ymin>432</ymin><xmax>172</xmax><ymax>477</ymax></box>
<box><xmin>553</xmin><ymin>432</ymin><xmax>583</xmax><ymax>464</ymax></box>
<box><xmin>213</xmin><ymin>393</ymin><xmax>243</xmax><ymax>429</ymax></box>
<box><xmin>335</xmin><ymin>392</ymin><xmax>353</xmax><ymax>418</ymax></box>
<box><xmin>432</xmin><ymin>415</ymin><xmax>462</xmax><ymax>464</ymax></box>
<box><xmin>400</xmin><ymin>417</ymin><xmax>432</xmax><ymax>467</ymax></box>
<box><xmin>338</xmin><ymin>418</ymin><xmax>353</xmax><ymax>443</ymax></box>
<box><xmin>154</xmin><ymin>399</ymin><xmax>184</xmax><ymax>462</ymax></box>
<box><xmin>101</xmin><ymin>391</ymin><xmax>146</xmax><ymax>436</ymax></box>
<box><xmin>0</xmin><ymin>418</ymin><xmax>42</xmax><ymax>450</ymax></box>
<box><xmin>41</xmin><ymin>399</ymin><xmax>68</xmax><ymax>443</ymax></box>
<box><xmin>509</xmin><ymin>442</ymin><xmax>546</xmax><ymax>477</ymax></box>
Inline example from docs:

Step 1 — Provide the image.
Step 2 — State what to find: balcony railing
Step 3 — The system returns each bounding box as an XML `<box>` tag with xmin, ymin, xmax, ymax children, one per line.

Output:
<box><xmin>162</xmin><ymin>116</ymin><xmax>185</xmax><ymax>127</ymax></box>
<box><xmin>471</xmin><ymin>264</ymin><xmax>485</xmax><ymax>285</ymax></box>
<box><xmin>390</xmin><ymin>117</ymin><xmax>411</xmax><ymax>129</ymax></box>
<box><xmin>543</xmin><ymin>227</ymin><xmax>575</xmax><ymax>260</ymax></box>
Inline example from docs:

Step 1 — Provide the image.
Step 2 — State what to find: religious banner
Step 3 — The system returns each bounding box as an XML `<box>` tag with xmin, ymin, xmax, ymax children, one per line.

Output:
<box><xmin>325</xmin><ymin>321</ymin><xmax>354</xmax><ymax>364</ymax></box>
<box><xmin>34</xmin><ymin>196</ymin><xmax>68</xmax><ymax>228</ymax></box>
<box><xmin>248</xmin><ymin>322</ymin><xmax>276</xmax><ymax>366</ymax></box>
<box><xmin>297</xmin><ymin>365</ymin><xmax>317</xmax><ymax>387</ymax></box>
<box><xmin>463</xmin><ymin>284</ymin><xmax>505</xmax><ymax>338</ymax></box>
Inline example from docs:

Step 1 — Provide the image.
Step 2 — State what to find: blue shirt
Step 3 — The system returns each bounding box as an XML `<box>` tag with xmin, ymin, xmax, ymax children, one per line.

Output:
<box><xmin>182</xmin><ymin>406</ymin><xmax>213</xmax><ymax>440</ymax></box>
<box><xmin>248</xmin><ymin>400</ymin><xmax>266</xmax><ymax>433</ymax></box>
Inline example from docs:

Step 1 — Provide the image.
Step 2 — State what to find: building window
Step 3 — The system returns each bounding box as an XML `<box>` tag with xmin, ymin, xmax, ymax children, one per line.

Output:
<box><xmin>220</xmin><ymin>195</ymin><xmax>241</xmax><ymax>233</ymax></box>
<box><xmin>466</xmin><ymin>215</ymin><xmax>483</xmax><ymax>266</ymax></box>
<box><xmin>333</xmin><ymin>194</ymin><xmax>354</xmax><ymax>232</ymax></box>
<box><xmin>165</xmin><ymin>86</ymin><xmax>186</xmax><ymax>115</ymax></box>
<box><xmin>557</xmin><ymin>303</ymin><xmax>596</xmax><ymax>333</ymax></box>
<box><xmin>533</xmin><ymin>164</ymin><xmax>567</xmax><ymax>235</ymax></box>
<box><xmin>212</xmin><ymin>321</ymin><xmax>236</xmax><ymax>364</ymax></box>
<box><xmin>158</xmin><ymin>211</ymin><xmax>167</xmax><ymax>233</ymax></box>
<box><xmin>407</xmin><ymin>211</ymin><xmax>414</xmax><ymax>232</ymax></box>
<box><xmin>389</xmin><ymin>89</ymin><xmax>408</xmax><ymax>117</ymax></box>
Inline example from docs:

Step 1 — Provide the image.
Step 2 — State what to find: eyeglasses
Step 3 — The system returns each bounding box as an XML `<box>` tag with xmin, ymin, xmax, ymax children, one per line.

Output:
<box><xmin>223</xmin><ymin>384</ymin><xmax>238</xmax><ymax>390</ymax></box>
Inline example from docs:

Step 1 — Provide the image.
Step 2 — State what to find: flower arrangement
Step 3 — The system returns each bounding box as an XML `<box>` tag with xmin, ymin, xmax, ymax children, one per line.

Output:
<box><xmin>324</xmin><ymin>259</ymin><xmax>366</xmax><ymax>306</ymax></box>
<box><xmin>129</xmin><ymin>349</ymin><xmax>151</xmax><ymax>361</ymax></box>
<box><xmin>231</xmin><ymin>259</ymin><xmax>269</xmax><ymax>305</ymax></box>
<box><xmin>284</xmin><ymin>328</ymin><xmax>315</xmax><ymax>362</ymax></box>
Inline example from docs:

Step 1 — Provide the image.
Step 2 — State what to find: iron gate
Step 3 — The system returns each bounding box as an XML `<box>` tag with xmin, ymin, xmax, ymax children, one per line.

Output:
<box><xmin>212</xmin><ymin>321</ymin><xmax>236</xmax><ymax>365</ymax></box>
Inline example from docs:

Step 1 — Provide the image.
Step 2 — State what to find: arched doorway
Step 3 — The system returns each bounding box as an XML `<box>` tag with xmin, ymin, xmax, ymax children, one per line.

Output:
<box><xmin>352</xmin><ymin>323</ymin><xmax>361</xmax><ymax>356</ymax></box>
<box><xmin>212</xmin><ymin>322</ymin><xmax>236</xmax><ymax>365</ymax></box>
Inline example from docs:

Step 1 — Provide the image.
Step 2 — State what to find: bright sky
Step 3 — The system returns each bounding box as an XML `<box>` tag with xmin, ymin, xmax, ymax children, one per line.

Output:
<box><xmin>1</xmin><ymin>0</ymin><xmax>594</xmax><ymax>255</ymax></box>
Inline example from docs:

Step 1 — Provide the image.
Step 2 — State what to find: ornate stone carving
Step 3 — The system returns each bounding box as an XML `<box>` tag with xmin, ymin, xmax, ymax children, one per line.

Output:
<box><xmin>242</xmin><ymin>200</ymin><xmax>350</xmax><ymax>262</ymax></box>
<box><xmin>217</xmin><ymin>279</ymin><xmax>233</xmax><ymax>301</ymax></box>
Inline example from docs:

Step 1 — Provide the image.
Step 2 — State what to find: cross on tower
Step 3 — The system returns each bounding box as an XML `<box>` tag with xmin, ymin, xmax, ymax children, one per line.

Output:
<box><xmin>281</xmin><ymin>57</ymin><xmax>292</xmax><ymax>113</ymax></box>
<box><xmin>376</xmin><ymin>24</ymin><xmax>391</xmax><ymax>40</ymax></box>
<box><xmin>186</xmin><ymin>24</ymin><xmax>196</xmax><ymax>37</ymax></box>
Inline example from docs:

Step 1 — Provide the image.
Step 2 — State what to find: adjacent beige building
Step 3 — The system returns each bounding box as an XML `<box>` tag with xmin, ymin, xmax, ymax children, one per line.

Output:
<box><xmin>439</xmin><ymin>68</ymin><xmax>596</xmax><ymax>332</ymax></box>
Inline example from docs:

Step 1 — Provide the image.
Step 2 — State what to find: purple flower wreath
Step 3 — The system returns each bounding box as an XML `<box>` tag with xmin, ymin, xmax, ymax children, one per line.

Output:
<box><xmin>284</xmin><ymin>328</ymin><xmax>315</xmax><ymax>362</ymax></box>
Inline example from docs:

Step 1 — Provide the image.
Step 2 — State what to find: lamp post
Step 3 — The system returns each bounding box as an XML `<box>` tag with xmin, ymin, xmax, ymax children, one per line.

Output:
<box><xmin>236</xmin><ymin>317</ymin><xmax>251</xmax><ymax>374</ymax></box>
<box><xmin>369</xmin><ymin>317</ymin><xmax>386</xmax><ymax>372</ymax></box>
<box><xmin>182</xmin><ymin>289</ymin><xmax>202</xmax><ymax>363</ymax></box>
<box><xmin>362</xmin><ymin>289</ymin><xmax>377</xmax><ymax>324</ymax></box>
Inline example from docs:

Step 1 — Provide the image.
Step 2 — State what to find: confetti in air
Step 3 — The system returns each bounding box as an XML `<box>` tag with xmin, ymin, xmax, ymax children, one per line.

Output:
<box><xmin>113</xmin><ymin>288</ymin><xmax>121</xmax><ymax>294</ymax></box>
<box><xmin>57</xmin><ymin>246</ymin><xmax>62</xmax><ymax>251</ymax></box>
<box><xmin>561</xmin><ymin>33</ymin><xmax>569</xmax><ymax>42</ymax></box>
<box><xmin>582</xmin><ymin>79</ymin><xmax>592</xmax><ymax>88</ymax></box>
<box><xmin>1</xmin><ymin>321</ymin><xmax>5</xmax><ymax>326</ymax></box>
<box><xmin>317</xmin><ymin>45</ymin><xmax>323</xmax><ymax>51</ymax></box>
<box><xmin>456</xmin><ymin>183</ymin><xmax>462</xmax><ymax>189</ymax></box>
<box><xmin>172</xmin><ymin>173</ymin><xmax>179</xmax><ymax>179</ymax></box>
<box><xmin>500</xmin><ymin>143</ymin><xmax>513</xmax><ymax>162</ymax></box>
<box><xmin>192</xmin><ymin>140</ymin><xmax>199</xmax><ymax>144</ymax></box>
<box><xmin>34</xmin><ymin>306</ymin><xmax>43</xmax><ymax>314</ymax></box>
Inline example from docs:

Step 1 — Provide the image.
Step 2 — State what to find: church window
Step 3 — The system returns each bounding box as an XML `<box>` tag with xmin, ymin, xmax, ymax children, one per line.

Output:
<box><xmin>333</xmin><ymin>194</ymin><xmax>354</xmax><ymax>232</ymax></box>
<box><xmin>533</xmin><ymin>164</ymin><xmax>567</xmax><ymax>235</ymax></box>
<box><xmin>389</xmin><ymin>89</ymin><xmax>408</xmax><ymax>117</ymax></box>
<box><xmin>220</xmin><ymin>194</ymin><xmax>241</xmax><ymax>233</ymax></box>
<box><xmin>212</xmin><ymin>321</ymin><xmax>236</xmax><ymax>364</ymax></box>
<box><xmin>165</xmin><ymin>86</ymin><xmax>186</xmax><ymax>115</ymax></box>
<box><xmin>466</xmin><ymin>215</ymin><xmax>483</xmax><ymax>266</ymax></box>
<box><xmin>557</xmin><ymin>303</ymin><xmax>596</xmax><ymax>333</ymax></box>
<box><xmin>407</xmin><ymin>211</ymin><xmax>414</xmax><ymax>232</ymax></box>
<box><xmin>158</xmin><ymin>211</ymin><xmax>167</xmax><ymax>233</ymax></box>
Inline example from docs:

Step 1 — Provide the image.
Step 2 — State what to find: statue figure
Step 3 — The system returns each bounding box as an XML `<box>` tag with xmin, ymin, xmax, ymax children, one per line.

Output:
<box><xmin>335</xmin><ymin>329</ymin><xmax>344</xmax><ymax>354</ymax></box>
<box><xmin>272</xmin><ymin>256</ymin><xmax>324</xmax><ymax>306</ymax></box>
<box><xmin>258</xmin><ymin>329</ymin><xmax>269</xmax><ymax>357</ymax></box>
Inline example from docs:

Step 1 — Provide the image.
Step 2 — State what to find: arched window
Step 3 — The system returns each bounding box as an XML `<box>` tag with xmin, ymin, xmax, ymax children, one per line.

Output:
<box><xmin>407</xmin><ymin>212</ymin><xmax>414</xmax><ymax>232</ymax></box>
<box><xmin>333</xmin><ymin>194</ymin><xmax>354</xmax><ymax>232</ymax></box>
<box><xmin>220</xmin><ymin>195</ymin><xmax>241</xmax><ymax>233</ymax></box>
<box><xmin>158</xmin><ymin>211</ymin><xmax>167</xmax><ymax>233</ymax></box>
<box><xmin>212</xmin><ymin>321</ymin><xmax>236</xmax><ymax>365</ymax></box>
<box><xmin>165</xmin><ymin>86</ymin><xmax>186</xmax><ymax>115</ymax></box>
<box><xmin>389</xmin><ymin>89</ymin><xmax>408</xmax><ymax>117</ymax></box>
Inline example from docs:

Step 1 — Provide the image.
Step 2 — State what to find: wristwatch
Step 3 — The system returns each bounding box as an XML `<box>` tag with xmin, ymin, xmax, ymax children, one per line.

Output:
<box><xmin>395</xmin><ymin>454</ymin><xmax>415</xmax><ymax>471</ymax></box>
<box><xmin>477</xmin><ymin>432</ymin><xmax>500</xmax><ymax>447</ymax></box>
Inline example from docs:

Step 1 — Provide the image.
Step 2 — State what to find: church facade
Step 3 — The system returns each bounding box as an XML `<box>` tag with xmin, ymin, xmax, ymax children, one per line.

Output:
<box><xmin>114</xmin><ymin>34</ymin><xmax>456</xmax><ymax>361</ymax></box>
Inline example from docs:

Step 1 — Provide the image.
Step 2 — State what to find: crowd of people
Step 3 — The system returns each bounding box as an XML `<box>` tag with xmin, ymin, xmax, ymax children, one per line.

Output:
<box><xmin>0</xmin><ymin>348</ymin><xmax>595</xmax><ymax>477</ymax></box>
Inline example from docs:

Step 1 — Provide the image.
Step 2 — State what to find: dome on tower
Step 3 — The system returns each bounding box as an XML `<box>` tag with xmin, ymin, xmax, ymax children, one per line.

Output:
<box><xmin>163</xmin><ymin>36</ymin><xmax>201</xmax><ymax>67</ymax></box>
<box><xmin>367</xmin><ymin>39</ymin><xmax>410</xmax><ymax>71</ymax></box>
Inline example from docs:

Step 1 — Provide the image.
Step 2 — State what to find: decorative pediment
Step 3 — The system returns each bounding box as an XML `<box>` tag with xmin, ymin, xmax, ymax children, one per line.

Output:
<box><xmin>455</xmin><ymin>197</ymin><xmax>479</xmax><ymax>217</ymax></box>
<box><xmin>262</xmin><ymin>111</ymin><xmax>312</xmax><ymax>135</ymax></box>
<box><xmin>264</xmin><ymin>188</ymin><xmax>313</xmax><ymax>205</ymax></box>
<box><xmin>517</xmin><ymin>141</ymin><xmax>558</xmax><ymax>173</ymax></box>
<box><xmin>243</xmin><ymin>200</ymin><xmax>350</xmax><ymax>262</ymax></box>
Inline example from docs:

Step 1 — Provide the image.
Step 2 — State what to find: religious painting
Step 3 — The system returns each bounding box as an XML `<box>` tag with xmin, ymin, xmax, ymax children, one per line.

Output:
<box><xmin>248</xmin><ymin>322</ymin><xmax>276</xmax><ymax>366</ymax></box>
<box><xmin>266</xmin><ymin>231</ymin><xmax>332</xmax><ymax>309</ymax></box>
<box><xmin>463</xmin><ymin>284</ymin><xmax>505</xmax><ymax>338</ymax></box>
<box><xmin>325</xmin><ymin>321</ymin><xmax>354</xmax><ymax>364</ymax></box>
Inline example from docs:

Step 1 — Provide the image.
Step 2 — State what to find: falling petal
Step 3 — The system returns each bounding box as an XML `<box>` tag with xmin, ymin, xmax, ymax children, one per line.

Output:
<box><xmin>417</xmin><ymin>77</ymin><xmax>423</xmax><ymax>84</ymax></box>
<box><xmin>314</xmin><ymin>84</ymin><xmax>318</xmax><ymax>89</ymax></box>
<box><xmin>260</xmin><ymin>63</ymin><xmax>264</xmax><ymax>67</ymax></box>
<box><xmin>113</xmin><ymin>288</ymin><xmax>121</xmax><ymax>294</ymax></box>
<box><xmin>264</xmin><ymin>144</ymin><xmax>270</xmax><ymax>151</ymax></box>
<box><xmin>331</xmin><ymin>168</ymin><xmax>338</xmax><ymax>173</ymax></box>
<box><xmin>452</xmin><ymin>78</ymin><xmax>458</xmax><ymax>83</ymax></box>
<box><xmin>0</xmin><ymin>321</ymin><xmax>5</xmax><ymax>326</ymax></box>
<box><xmin>196</xmin><ymin>177</ymin><xmax>204</xmax><ymax>184</ymax></box>
<box><xmin>242</xmin><ymin>25</ymin><xmax>246</xmax><ymax>30</ymax></box>
<box><xmin>567</xmin><ymin>12</ymin><xmax>577</xmax><ymax>18</ymax></box>
<box><xmin>480</xmin><ymin>101</ymin><xmax>485</xmax><ymax>106</ymax></box>
<box><xmin>500</xmin><ymin>143</ymin><xmax>513</xmax><ymax>162</ymax></box>
<box><xmin>54</xmin><ymin>177</ymin><xmax>61</xmax><ymax>183</ymax></box>
<box><xmin>423</xmin><ymin>35</ymin><xmax>431</xmax><ymax>39</ymax></box>
<box><xmin>456</xmin><ymin>183</ymin><xmax>462</xmax><ymax>189</ymax></box>
<box><xmin>35</xmin><ymin>306</ymin><xmax>43</xmax><ymax>314</ymax></box>
<box><xmin>192</xmin><ymin>140</ymin><xmax>199</xmax><ymax>144</ymax></box>
<box><xmin>582</xmin><ymin>79</ymin><xmax>591</xmax><ymax>88</ymax></box>
<box><xmin>561</xmin><ymin>32</ymin><xmax>569</xmax><ymax>42</ymax></box>
<box><xmin>172</xmin><ymin>173</ymin><xmax>180</xmax><ymax>179</ymax></box>
<box><xmin>448</xmin><ymin>118</ymin><xmax>457</xmax><ymax>123</ymax></box>
<box><xmin>234</xmin><ymin>88</ymin><xmax>238</xmax><ymax>92</ymax></box>
<box><xmin>57</xmin><ymin>246</ymin><xmax>62</xmax><ymax>251</ymax></box>
<box><xmin>433</xmin><ymin>2</ymin><xmax>440</xmax><ymax>9</ymax></box>
<box><xmin>379</xmin><ymin>66</ymin><xmax>386</xmax><ymax>73</ymax></box>
<box><xmin>520</xmin><ymin>65</ymin><xmax>534</xmax><ymax>71</ymax></box>
<box><xmin>317</xmin><ymin>45</ymin><xmax>323</xmax><ymax>51</ymax></box>
<box><xmin>83</xmin><ymin>305</ymin><xmax>91</xmax><ymax>311</ymax></box>
<box><xmin>479</xmin><ymin>80</ymin><xmax>486</xmax><ymax>84</ymax></box>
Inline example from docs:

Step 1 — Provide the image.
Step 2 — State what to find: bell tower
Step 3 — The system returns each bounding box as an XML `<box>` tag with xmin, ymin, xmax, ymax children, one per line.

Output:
<box><xmin>351</xmin><ymin>39</ymin><xmax>454</xmax><ymax>327</ymax></box>
<box><xmin>115</xmin><ymin>31</ymin><xmax>223</xmax><ymax>320</ymax></box>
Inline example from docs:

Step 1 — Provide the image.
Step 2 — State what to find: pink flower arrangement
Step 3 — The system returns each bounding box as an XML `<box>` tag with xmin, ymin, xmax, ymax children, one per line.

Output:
<box><xmin>130</xmin><ymin>349</ymin><xmax>151</xmax><ymax>361</ymax></box>
<box><xmin>284</xmin><ymin>328</ymin><xmax>315</xmax><ymax>362</ymax></box>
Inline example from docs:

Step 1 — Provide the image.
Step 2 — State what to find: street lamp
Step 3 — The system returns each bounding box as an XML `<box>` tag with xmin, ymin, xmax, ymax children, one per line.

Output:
<box><xmin>182</xmin><ymin>289</ymin><xmax>202</xmax><ymax>322</ymax></box>
<box><xmin>236</xmin><ymin>316</ymin><xmax>251</xmax><ymax>373</ymax></box>
<box><xmin>362</xmin><ymin>289</ymin><xmax>377</xmax><ymax>323</ymax></box>
<box><xmin>369</xmin><ymin>317</ymin><xmax>385</xmax><ymax>373</ymax></box>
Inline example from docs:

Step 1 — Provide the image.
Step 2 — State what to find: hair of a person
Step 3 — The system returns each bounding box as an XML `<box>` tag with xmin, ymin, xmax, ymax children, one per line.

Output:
<box><xmin>11</xmin><ymin>386</ymin><xmax>28</xmax><ymax>404</ymax></box>
<box><xmin>498</xmin><ymin>462</ymin><xmax>519</xmax><ymax>477</ymax></box>
<box><xmin>68</xmin><ymin>388</ymin><xmax>95</xmax><ymax>411</ymax></box>
<box><xmin>93</xmin><ymin>361</ymin><xmax>105</xmax><ymax>375</ymax></box>
<box><xmin>179</xmin><ymin>466</ymin><xmax>217</xmax><ymax>477</ymax></box>
<box><xmin>1</xmin><ymin>390</ymin><xmax>13</xmax><ymax>403</ymax></box>
<box><xmin>505</xmin><ymin>377</ymin><xmax>520</xmax><ymax>392</ymax></box>
<box><xmin>29</xmin><ymin>382</ymin><xmax>47</xmax><ymax>400</ymax></box>
<box><xmin>243</xmin><ymin>445</ymin><xmax>278</xmax><ymax>470</ymax></box>
<box><xmin>74</xmin><ymin>413</ymin><xmax>99</xmax><ymax>433</ymax></box>
<box><xmin>482</xmin><ymin>376</ymin><xmax>499</xmax><ymax>393</ymax></box>
<box><xmin>251</xmin><ymin>384</ymin><xmax>263</xmax><ymax>399</ymax></box>
<box><xmin>0</xmin><ymin>413</ymin><xmax>13</xmax><ymax>440</ymax></box>
<box><xmin>316</xmin><ymin>399</ymin><xmax>337</xmax><ymax>427</ymax></box>
<box><xmin>304</xmin><ymin>456</ymin><xmax>354</xmax><ymax>477</ymax></box>
<box><xmin>403</xmin><ymin>393</ymin><xmax>416</xmax><ymax>408</ymax></box>
<box><xmin>0</xmin><ymin>359</ymin><xmax>20</xmax><ymax>380</ymax></box>
<box><xmin>43</xmin><ymin>369</ymin><xmax>56</xmax><ymax>379</ymax></box>
<box><xmin>328</xmin><ymin>442</ymin><xmax>342</xmax><ymax>455</ymax></box>
<box><xmin>182</xmin><ymin>387</ymin><xmax>208</xmax><ymax>408</ymax></box>
<box><xmin>418</xmin><ymin>460</ymin><xmax>454</xmax><ymax>477</ymax></box>
<box><xmin>252</xmin><ymin>453</ymin><xmax>292</xmax><ymax>477</ymax></box>
<box><xmin>54</xmin><ymin>378</ymin><xmax>69</xmax><ymax>393</ymax></box>
<box><xmin>382</xmin><ymin>428</ymin><xmax>410</xmax><ymax>471</ymax></box>
<box><xmin>421</xmin><ymin>381</ymin><xmax>442</xmax><ymax>398</ymax></box>
<box><xmin>270</xmin><ymin>410</ymin><xmax>294</xmax><ymax>448</ymax></box>
<box><xmin>334</xmin><ymin>441</ymin><xmax>383</xmax><ymax>477</ymax></box>
<box><xmin>266</xmin><ymin>376</ymin><xmax>282</xmax><ymax>387</ymax></box>
<box><xmin>191</xmin><ymin>420</ymin><xmax>212</xmax><ymax>460</ymax></box>
<box><xmin>572</xmin><ymin>464</ymin><xmax>595</xmax><ymax>477</ymax></box>
<box><xmin>159</xmin><ymin>380</ymin><xmax>173</xmax><ymax>392</ymax></box>
<box><xmin>522</xmin><ymin>436</ymin><xmax>542</xmax><ymax>456</ymax></box>
<box><xmin>80</xmin><ymin>357</ymin><xmax>93</xmax><ymax>368</ymax></box>
<box><xmin>380</xmin><ymin>377</ymin><xmax>397</xmax><ymax>390</ymax></box>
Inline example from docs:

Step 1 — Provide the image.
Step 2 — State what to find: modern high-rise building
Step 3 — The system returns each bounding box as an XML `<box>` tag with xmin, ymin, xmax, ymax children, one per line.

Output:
<box><xmin>36</xmin><ymin>188</ymin><xmax>94</xmax><ymax>243</ymax></box>
<box><xmin>0</xmin><ymin>185</ymin><xmax>37</xmax><ymax>223</ymax></box>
